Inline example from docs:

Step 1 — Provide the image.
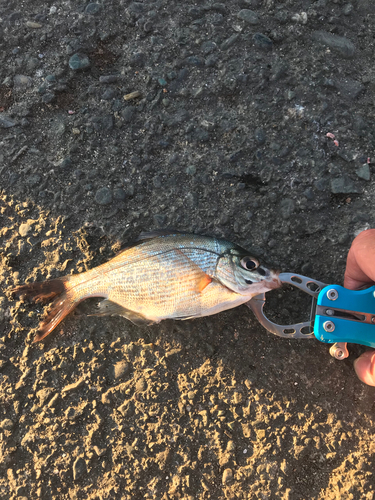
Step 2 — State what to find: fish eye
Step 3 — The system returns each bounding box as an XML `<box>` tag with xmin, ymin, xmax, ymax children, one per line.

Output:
<box><xmin>241</xmin><ymin>256</ymin><xmax>259</xmax><ymax>271</ymax></box>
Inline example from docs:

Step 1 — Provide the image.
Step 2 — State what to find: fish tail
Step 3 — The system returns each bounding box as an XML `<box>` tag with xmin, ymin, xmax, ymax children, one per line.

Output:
<box><xmin>12</xmin><ymin>276</ymin><xmax>83</xmax><ymax>342</ymax></box>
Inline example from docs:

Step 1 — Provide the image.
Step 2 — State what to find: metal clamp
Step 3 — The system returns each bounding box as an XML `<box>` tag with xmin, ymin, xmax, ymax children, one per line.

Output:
<box><xmin>247</xmin><ymin>273</ymin><xmax>327</xmax><ymax>339</ymax></box>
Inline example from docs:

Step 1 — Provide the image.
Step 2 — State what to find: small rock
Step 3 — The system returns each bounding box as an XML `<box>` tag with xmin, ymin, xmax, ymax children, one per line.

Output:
<box><xmin>201</xmin><ymin>41</ymin><xmax>217</xmax><ymax>54</ymax></box>
<box><xmin>254</xmin><ymin>127</ymin><xmax>266</xmax><ymax>144</ymax></box>
<box><xmin>237</xmin><ymin>9</ymin><xmax>259</xmax><ymax>24</ymax></box>
<box><xmin>221</xmin><ymin>34</ymin><xmax>239</xmax><ymax>51</ymax></box>
<box><xmin>356</xmin><ymin>164</ymin><xmax>370</xmax><ymax>181</ymax></box>
<box><xmin>185</xmin><ymin>55</ymin><xmax>204</xmax><ymax>66</ymax></box>
<box><xmin>102</xmin><ymin>88</ymin><xmax>116</xmax><ymax>100</ymax></box>
<box><xmin>253</xmin><ymin>33</ymin><xmax>273</xmax><ymax>50</ymax></box>
<box><xmin>0</xmin><ymin>419</ymin><xmax>14</xmax><ymax>430</ymax></box>
<box><xmin>19</xmin><ymin>223</ymin><xmax>32</xmax><ymax>237</ymax></box>
<box><xmin>342</xmin><ymin>3</ymin><xmax>354</xmax><ymax>15</ymax></box>
<box><xmin>280</xmin><ymin>198</ymin><xmax>295</xmax><ymax>219</ymax></box>
<box><xmin>69</xmin><ymin>53</ymin><xmax>90</xmax><ymax>70</ymax></box>
<box><xmin>129</xmin><ymin>52</ymin><xmax>145</xmax><ymax>67</ymax></box>
<box><xmin>26</xmin><ymin>21</ymin><xmax>42</xmax><ymax>28</ymax></box>
<box><xmin>335</xmin><ymin>79</ymin><xmax>364</xmax><ymax>100</ymax></box>
<box><xmin>312</xmin><ymin>31</ymin><xmax>355</xmax><ymax>58</ymax></box>
<box><xmin>0</xmin><ymin>116</ymin><xmax>16</xmax><ymax>128</ymax></box>
<box><xmin>41</xmin><ymin>91</ymin><xmax>55</xmax><ymax>103</ymax></box>
<box><xmin>113</xmin><ymin>188</ymin><xmax>127</xmax><ymax>201</ymax></box>
<box><xmin>153</xmin><ymin>214</ymin><xmax>167</xmax><ymax>226</ymax></box>
<box><xmin>135</xmin><ymin>377</ymin><xmax>147</xmax><ymax>393</ymax></box>
<box><xmin>256</xmin><ymin>429</ymin><xmax>266</xmax><ymax>439</ymax></box>
<box><xmin>99</xmin><ymin>75</ymin><xmax>119</xmax><ymax>84</ymax></box>
<box><xmin>85</xmin><ymin>3</ymin><xmax>102</xmax><ymax>15</ymax></box>
<box><xmin>95</xmin><ymin>187</ymin><xmax>113</xmax><ymax>205</ymax></box>
<box><xmin>13</xmin><ymin>75</ymin><xmax>33</xmax><ymax>89</ymax></box>
<box><xmin>109</xmin><ymin>361</ymin><xmax>130</xmax><ymax>380</ymax></box>
<box><xmin>330</xmin><ymin>176</ymin><xmax>361</xmax><ymax>194</ymax></box>
<box><xmin>118</xmin><ymin>400</ymin><xmax>135</xmax><ymax>417</ymax></box>
<box><xmin>222</xmin><ymin>468</ymin><xmax>233</xmax><ymax>485</ymax></box>
<box><xmin>36</xmin><ymin>388</ymin><xmax>54</xmax><ymax>405</ymax></box>
<box><xmin>73</xmin><ymin>456</ymin><xmax>86</xmax><ymax>481</ymax></box>
<box><xmin>59</xmin><ymin>157</ymin><xmax>72</xmax><ymax>170</ymax></box>
<box><xmin>27</xmin><ymin>174</ymin><xmax>42</xmax><ymax>187</ymax></box>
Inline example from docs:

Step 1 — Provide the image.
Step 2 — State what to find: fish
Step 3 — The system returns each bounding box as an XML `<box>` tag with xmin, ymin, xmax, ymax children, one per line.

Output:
<box><xmin>12</xmin><ymin>230</ymin><xmax>281</xmax><ymax>342</ymax></box>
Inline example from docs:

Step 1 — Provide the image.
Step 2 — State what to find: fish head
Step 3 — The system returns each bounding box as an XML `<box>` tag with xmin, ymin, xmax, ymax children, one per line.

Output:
<box><xmin>216</xmin><ymin>248</ymin><xmax>281</xmax><ymax>296</ymax></box>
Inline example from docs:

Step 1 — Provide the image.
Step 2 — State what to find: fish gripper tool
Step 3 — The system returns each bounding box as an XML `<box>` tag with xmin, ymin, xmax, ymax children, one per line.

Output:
<box><xmin>248</xmin><ymin>272</ymin><xmax>375</xmax><ymax>360</ymax></box>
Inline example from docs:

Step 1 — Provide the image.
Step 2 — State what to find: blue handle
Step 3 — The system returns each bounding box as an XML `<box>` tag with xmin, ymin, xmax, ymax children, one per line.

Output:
<box><xmin>314</xmin><ymin>285</ymin><xmax>375</xmax><ymax>348</ymax></box>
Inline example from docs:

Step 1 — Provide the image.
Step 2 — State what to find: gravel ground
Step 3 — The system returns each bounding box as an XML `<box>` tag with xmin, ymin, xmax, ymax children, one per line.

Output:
<box><xmin>1</xmin><ymin>0</ymin><xmax>375</xmax><ymax>498</ymax></box>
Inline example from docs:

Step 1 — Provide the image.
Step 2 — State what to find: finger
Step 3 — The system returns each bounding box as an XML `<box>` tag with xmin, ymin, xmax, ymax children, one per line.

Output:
<box><xmin>353</xmin><ymin>350</ymin><xmax>375</xmax><ymax>386</ymax></box>
<box><xmin>344</xmin><ymin>229</ymin><xmax>375</xmax><ymax>290</ymax></box>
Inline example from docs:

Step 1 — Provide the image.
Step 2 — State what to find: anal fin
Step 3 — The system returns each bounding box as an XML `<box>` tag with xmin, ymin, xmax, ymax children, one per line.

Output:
<box><xmin>91</xmin><ymin>299</ymin><xmax>154</xmax><ymax>326</ymax></box>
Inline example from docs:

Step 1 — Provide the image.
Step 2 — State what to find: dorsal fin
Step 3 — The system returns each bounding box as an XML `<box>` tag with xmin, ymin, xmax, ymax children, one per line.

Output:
<box><xmin>137</xmin><ymin>229</ymin><xmax>184</xmax><ymax>241</ymax></box>
<box><xmin>116</xmin><ymin>229</ymin><xmax>185</xmax><ymax>255</ymax></box>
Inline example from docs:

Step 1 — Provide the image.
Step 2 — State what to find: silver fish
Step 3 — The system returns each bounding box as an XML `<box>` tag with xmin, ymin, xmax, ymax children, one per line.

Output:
<box><xmin>12</xmin><ymin>231</ymin><xmax>281</xmax><ymax>342</ymax></box>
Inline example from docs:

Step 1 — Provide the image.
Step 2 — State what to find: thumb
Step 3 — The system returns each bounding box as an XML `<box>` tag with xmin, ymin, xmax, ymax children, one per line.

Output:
<box><xmin>353</xmin><ymin>351</ymin><xmax>375</xmax><ymax>386</ymax></box>
<box><xmin>344</xmin><ymin>229</ymin><xmax>375</xmax><ymax>290</ymax></box>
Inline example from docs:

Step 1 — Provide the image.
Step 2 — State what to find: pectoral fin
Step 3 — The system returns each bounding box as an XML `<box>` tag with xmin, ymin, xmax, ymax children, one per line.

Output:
<box><xmin>91</xmin><ymin>299</ymin><xmax>155</xmax><ymax>326</ymax></box>
<box><xmin>198</xmin><ymin>274</ymin><xmax>212</xmax><ymax>292</ymax></box>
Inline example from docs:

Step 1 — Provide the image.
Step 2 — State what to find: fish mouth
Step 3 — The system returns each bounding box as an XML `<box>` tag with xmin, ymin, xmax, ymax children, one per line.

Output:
<box><xmin>266</xmin><ymin>269</ymin><xmax>282</xmax><ymax>289</ymax></box>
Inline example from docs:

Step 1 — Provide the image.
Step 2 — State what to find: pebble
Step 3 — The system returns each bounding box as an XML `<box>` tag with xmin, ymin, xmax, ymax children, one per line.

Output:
<box><xmin>312</xmin><ymin>31</ymin><xmax>355</xmax><ymax>58</ymax></box>
<box><xmin>135</xmin><ymin>377</ymin><xmax>147</xmax><ymax>393</ymax></box>
<box><xmin>102</xmin><ymin>88</ymin><xmax>117</xmax><ymax>100</ymax></box>
<box><xmin>221</xmin><ymin>34</ymin><xmax>239</xmax><ymax>51</ymax></box>
<box><xmin>254</xmin><ymin>128</ymin><xmax>266</xmax><ymax>144</ymax></box>
<box><xmin>25</xmin><ymin>20</ymin><xmax>42</xmax><ymax>28</ymax></box>
<box><xmin>335</xmin><ymin>79</ymin><xmax>364</xmax><ymax>100</ymax></box>
<box><xmin>95</xmin><ymin>187</ymin><xmax>113</xmax><ymax>205</ymax></box>
<box><xmin>153</xmin><ymin>214</ymin><xmax>167</xmax><ymax>226</ymax></box>
<box><xmin>113</xmin><ymin>188</ymin><xmax>127</xmax><ymax>201</ymax></box>
<box><xmin>330</xmin><ymin>176</ymin><xmax>361</xmax><ymax>194</ymax></box>
<box><xmin>185</xmin><ymin>56</ymin><xmax>204</xmax><ymax>66</ymax></box>
<box><xmin>73</xmin><ymin>456</ymin><xmax>86</xmax><ymax>481</ymax></box>
<box><xmin>19</xmin><ymin>223</ymin><xmax>32</xmax><ymax>237</ymax></box>
<box><xmin>109</xmin><ymin>361</ymin><xmax>130</xmax><ymax>380</ymax></box>
<box><xmin>13</xmin><ymin>75</ymin><xmax>33</xmax><ymax>89</ymax></box>
<box><xmin>69</xmin><ymin>53</ymin><xmax>91</xmax><ymax>70</ymax></box>
<box><xmin>280</xmin><ymin>198</ymin><xmax>295</xmax><ymax>219</ymax></box>
<box><xmin>356</xmin><ymin>164</ymin><xmax>370</xmax><ymax>181</ymax></box>
<box><xmin>41</xmin><ymin>92</ymin><xmax>55</xmax><ymax>103</ymax></box>
<box><xmin>0</xmin><ymin>418</ymin><xmax>14</xmax><ymax>430</ymax></box>
<box><xmin>0</xmin><ymin>116</ymin><xmax>16</xmax><ymax>128</ymax></box>
<box><xmin>85</xmin><ymin>3</ymin><xmax>102</xmax><ymax>15</ymax></box>
<box><xmin>342</xmin><ymin>3</ymin><xmax>354</xmax><ymax>15</ymax></box>
<box><xmin>253</xmin><ymin>33</ymin><xmax>273</xmax><ymax>50</ymax></box>
<box><xmin>201</xmin><ymin>41</ymin><xmax>217</xmax><ymax>55</ymax></box>
<box><xmin>237</xmin><ymin>9</ymin><xmax>259</xmax><ymax>24</ymax></box>
<box><xmin>222</xmin><ymin>468</ymin><xmax>233</xmax><ymax>485</ymax></box>
<box><xmin>99</xmin><ymin>75</ymin><xmax>119</xmax><ymax>84</ymax></box>
<box><xmin>60</xmin><ymin>157</ymin><xmax>72</xmax><ymax>170</ymax></box>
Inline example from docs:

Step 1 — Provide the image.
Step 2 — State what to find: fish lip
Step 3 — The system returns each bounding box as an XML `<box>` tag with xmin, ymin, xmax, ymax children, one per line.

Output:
<box><xmin>267</xmin><ymin>269</ymin><xmax>282</xmax><ymax>289</ymax></box>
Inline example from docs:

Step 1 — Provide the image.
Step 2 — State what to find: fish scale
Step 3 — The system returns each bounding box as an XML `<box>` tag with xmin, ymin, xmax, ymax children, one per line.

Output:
<box><xmin>12</xmin><ymin>231</ymin><xmax>281</xmax><ymax>342</ymax></box>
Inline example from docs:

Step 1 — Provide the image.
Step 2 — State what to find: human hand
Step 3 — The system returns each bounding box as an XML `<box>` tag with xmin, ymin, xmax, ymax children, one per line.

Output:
<box><xmin>344</xmin><ymin>229</ymin><xmax>375</xmax><ymax>386</ymax></box>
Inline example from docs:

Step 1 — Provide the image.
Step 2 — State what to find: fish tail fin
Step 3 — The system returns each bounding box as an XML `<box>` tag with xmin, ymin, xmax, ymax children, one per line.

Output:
<box><xmin>12</xmin><ymin>276</ymin><xmax>82</xmax><ymax>342</ymax></box>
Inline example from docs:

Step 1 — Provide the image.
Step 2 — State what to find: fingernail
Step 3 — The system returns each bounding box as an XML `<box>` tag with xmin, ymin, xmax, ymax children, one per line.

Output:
<box><xmin>353</xmin><ymin>351</ymin><xmax>375</xmax><ymax>387</ymax></box>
